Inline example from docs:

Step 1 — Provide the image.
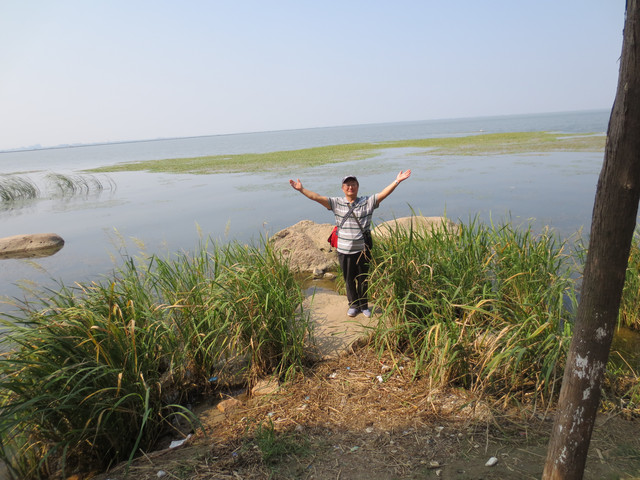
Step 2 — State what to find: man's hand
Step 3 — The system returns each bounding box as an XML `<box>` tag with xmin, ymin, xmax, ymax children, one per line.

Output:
<box><xmin>395</xmin><ymin>170</ymin><xmax>412</xmax><ymax>184</ymax></box>
<box><xmin>289</xmin><ymin>179</ymin><xmax>303</xmax><ymax>191</ymax></box>
<box><xmin>288</xmin><ymin>179</ymin><xmax>330</xmax><ymax>208</ymax></box>
<box><xmin>377</xmin><ymin>169</ymin><xmax>412</xmax><ymax>203</ymax></box>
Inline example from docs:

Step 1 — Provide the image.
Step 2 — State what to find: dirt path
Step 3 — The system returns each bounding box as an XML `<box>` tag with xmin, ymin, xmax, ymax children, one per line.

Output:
<box><xmin>303</xmin><ymin>290</ymin><xmax>378</xmax><ymax>361</ymax></box>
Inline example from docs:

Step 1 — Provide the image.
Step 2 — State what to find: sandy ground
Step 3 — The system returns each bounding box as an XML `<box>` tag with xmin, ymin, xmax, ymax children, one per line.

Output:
<box><xmin>303</xmin><ymin>291</ymin><xmax>378</xmax><ymax>362</ymax></box>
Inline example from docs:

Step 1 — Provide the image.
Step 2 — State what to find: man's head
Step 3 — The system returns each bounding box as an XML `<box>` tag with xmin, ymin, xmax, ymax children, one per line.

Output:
<box><xmin>342</xmin><ymin>175</ymin><xmax>358</xmax><ymax>185</ymax></box>
<box><xmin>342</xmin><ymin>175</ymin><xmax>359</xmax><ymax>198</ymax></box>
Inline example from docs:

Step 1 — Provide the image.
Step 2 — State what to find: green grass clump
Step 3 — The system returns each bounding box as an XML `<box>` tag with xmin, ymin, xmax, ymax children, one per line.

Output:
<box><xmin>369</xmin><ymin>217</ymin><xmax>576</xmax><ymax>405</ymax></box>
<box><xmin>0</xmin><ymin>238</ymin><xmax>309</xmax><ymax>478</ymax></box>
<box><xmin>620</xmin><ymin>230</ymin><xmax>640</xmax><ymax>331</ymax></box>
<box><xmin>609</xmin><ymin>230</ymin><xmax>640</xmax><ymax>409</ymax></box>
<box><xmin>87</xmin><ymin>132</ymin><xmax>605</xmax><ymax>175</ymax></box>
<box><xmin>251</xmin><ymin>418</ymin><xmax>309</xmax><ymax>465</ymax></box>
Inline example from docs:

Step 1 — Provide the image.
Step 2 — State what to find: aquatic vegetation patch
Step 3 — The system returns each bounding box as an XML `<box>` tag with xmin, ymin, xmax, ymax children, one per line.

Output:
<box><xmin>0</xmin><ymin>173</ymin><xmax>116</xmax><ymax>206</ymax></box>
<box><xmin>87</xmin><ymin>132</ymin><xmax>605</xmax><ymax>175</ymax></box>
<box><xmin>0</xmin><ymin>175</ymin><xmax>40</xmax><ymax>201</ymax></box>
<box><xmin>45</xmin><ymin>172</ymin><xmax>116</xmax><ymax>197</ymax></box>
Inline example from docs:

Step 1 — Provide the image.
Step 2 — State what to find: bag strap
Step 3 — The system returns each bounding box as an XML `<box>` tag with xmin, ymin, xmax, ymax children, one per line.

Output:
<box><xmin>341</xmin><ymin>201</ymin><xmax>368</xmax><ymax>234</ymax></box>
<box><xmin>350</xmin><ymin>210</ymin><xmax>366</xmax><ymax>234</ymax></box>
<box><xmin>338</xmin><ymin>202</ymin><xmax>359</xmax><ymax>229</ymax></box>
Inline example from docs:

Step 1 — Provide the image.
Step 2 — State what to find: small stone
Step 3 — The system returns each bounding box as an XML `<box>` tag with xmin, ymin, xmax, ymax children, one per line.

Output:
<box><xmin>485</xmin><ymin>456</ymin><xmax>498</xmax><ymax>467</ymax></box>
<box><xmin>217</xmin><ymin>398</ymin><xmax>242</xmax><ymax>413</ymax></box>
<box><xmin>252</xmin><ymin>378</ymin><xmax>280</xmax><ymax>396</ymax></box>
<box><xmin>169</xmin><ymin>434</ymin><xmax>191</xmax><ymax>449</ymax></box>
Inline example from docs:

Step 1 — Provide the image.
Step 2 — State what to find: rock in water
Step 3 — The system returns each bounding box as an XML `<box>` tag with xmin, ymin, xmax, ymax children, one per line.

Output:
<box><xmin>0</xmin><ymin>233</ymin><xmax>65</xmax><ymax>259</ymax></box>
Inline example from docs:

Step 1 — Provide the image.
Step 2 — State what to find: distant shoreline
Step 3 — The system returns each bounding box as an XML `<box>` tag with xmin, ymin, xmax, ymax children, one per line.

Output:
<box><xmin>0</xmin><ymin>108</ymin><xmax>609</xmax><ymax>154</ymax></box>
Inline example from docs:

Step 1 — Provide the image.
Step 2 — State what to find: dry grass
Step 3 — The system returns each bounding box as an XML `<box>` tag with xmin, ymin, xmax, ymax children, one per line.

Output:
<box><xmin>92</xmin><ymin>349</ymin><xmax>640</xmax><ymax>480</ymax></box>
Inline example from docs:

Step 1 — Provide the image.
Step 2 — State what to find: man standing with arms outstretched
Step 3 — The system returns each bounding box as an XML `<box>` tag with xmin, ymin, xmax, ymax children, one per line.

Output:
<box><xmin>289</xmin><ymin>170</ymin><xmax>411</xmax><ymax>317</ymax></box>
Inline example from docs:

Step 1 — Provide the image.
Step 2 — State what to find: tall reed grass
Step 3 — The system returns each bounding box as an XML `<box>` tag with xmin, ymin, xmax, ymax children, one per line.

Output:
<box><xmin>0</xmin><ymin>238</ymin><xmax>309</xmax><ymax>478</ymax></box>
<box><xmin>612</xmin><ymin>231</ymin><xmax>640</xmax><ymax>409</ymax></box>
<box><xmin>620</xmin><ymin>229</ymin><xmax>640</xmax><ymax>330</ymax></box>
<box><xmin>369</xmin><ymin>218</ymin><xmax>577</xmax><ymax>405</ymax></box>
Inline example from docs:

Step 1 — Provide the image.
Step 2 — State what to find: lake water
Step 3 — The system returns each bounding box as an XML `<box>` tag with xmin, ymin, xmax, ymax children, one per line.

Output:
<box><xmin>0</xmin><ymin>110</ymin><xmax>610</xmax><ymax>311</ymax></box>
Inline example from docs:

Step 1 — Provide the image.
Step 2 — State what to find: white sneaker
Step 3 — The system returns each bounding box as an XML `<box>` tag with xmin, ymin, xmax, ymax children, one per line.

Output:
<box><xmin>347</xmin><ymin>307</ymin><xmax>359</xmax><ymax>317</ymax></box>
<box><xmin>361</xmin><ymin>308</ymin><xmax>372</xmax><ymax>318</ymax></box>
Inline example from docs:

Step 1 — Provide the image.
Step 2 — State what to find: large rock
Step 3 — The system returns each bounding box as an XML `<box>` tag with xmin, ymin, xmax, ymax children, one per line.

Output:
<box><xmin>271</xmin><ymin>216</ymin><xmax>453</xmax><ymax>274</ymax></box>
<box><xmin>0</xmin><ymin>233</ymin><xmax>65</xmax><ymax>259</ymax></box>
<box><xmin>270</xmin><ymin>220</ymin><xmax>337</xmax><ymax>276</ymax></box>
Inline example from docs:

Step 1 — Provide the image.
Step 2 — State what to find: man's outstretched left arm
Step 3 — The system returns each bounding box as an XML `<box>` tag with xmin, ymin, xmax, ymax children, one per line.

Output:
<box><xmin>377</xmin><ymin>170</ymin><xmax>412</xmax><ymax>204</ymax></box>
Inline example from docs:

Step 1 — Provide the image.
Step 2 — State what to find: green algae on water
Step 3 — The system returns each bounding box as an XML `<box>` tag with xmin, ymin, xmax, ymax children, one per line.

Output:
<box><xmin>87</xmin><ymin>131</ymin><xmax>605</xmax><ymax>175</ymax></box>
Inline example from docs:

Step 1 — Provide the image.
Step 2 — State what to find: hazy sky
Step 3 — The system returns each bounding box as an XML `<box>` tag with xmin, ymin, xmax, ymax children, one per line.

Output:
<box><xmin>0</xmin><ymin>1</ymin><xmax>626</xmax><ymax>150</ymax></box>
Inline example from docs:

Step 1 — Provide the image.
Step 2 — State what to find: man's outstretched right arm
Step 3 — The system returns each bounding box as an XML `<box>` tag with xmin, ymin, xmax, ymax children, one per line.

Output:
<box><xmin>289</xmin><ymin>179</ymin><xmax>331</xmax><ymax>209</ymax></box>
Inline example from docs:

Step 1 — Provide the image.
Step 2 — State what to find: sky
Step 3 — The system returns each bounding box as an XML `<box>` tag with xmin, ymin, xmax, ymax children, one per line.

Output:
<box><xmin>0</xmin><ymin>1</ymin><xmax>626</xmax><ymax>151</ymax></box>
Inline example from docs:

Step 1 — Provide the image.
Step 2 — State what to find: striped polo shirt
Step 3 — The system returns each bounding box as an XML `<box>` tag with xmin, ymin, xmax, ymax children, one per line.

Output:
<box><xmin>328</xmin><ymin>194</ymin><xmax>379</xmax><ymax>254</ymax></box>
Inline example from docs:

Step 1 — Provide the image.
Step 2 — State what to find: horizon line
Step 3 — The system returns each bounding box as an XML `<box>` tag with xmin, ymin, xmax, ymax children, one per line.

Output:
<box><xmin>0</xmin><ymin>108</ymin><xmax>610</xmax><ymax>154</ymax></box>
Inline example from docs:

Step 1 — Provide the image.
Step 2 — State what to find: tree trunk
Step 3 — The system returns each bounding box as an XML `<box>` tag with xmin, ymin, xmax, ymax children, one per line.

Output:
<box><xmin>543</xmin><ymin>1</ymin><xmax>640</xmax><ymax>478</ymax></box>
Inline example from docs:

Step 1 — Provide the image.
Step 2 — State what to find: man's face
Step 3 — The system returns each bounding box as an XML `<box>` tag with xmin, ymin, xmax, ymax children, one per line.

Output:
<box><xmin>342</xmin><ymin>180</ymin><xmax>359</xmax><ymax>196</ymax></box>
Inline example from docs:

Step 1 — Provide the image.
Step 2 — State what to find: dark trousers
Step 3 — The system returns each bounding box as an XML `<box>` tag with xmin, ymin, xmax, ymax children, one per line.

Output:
<box><xmin>338</xmin><ymin>249</ymin><xmax>370</xmax><ymax>310</ymax></box>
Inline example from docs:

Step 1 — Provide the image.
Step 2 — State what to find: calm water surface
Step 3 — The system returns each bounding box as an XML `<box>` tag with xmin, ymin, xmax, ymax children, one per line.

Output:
<box><xmin>0</xmin><ymin>110</ymin><xmax>610</xmax><ymax>311</ymax></box>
